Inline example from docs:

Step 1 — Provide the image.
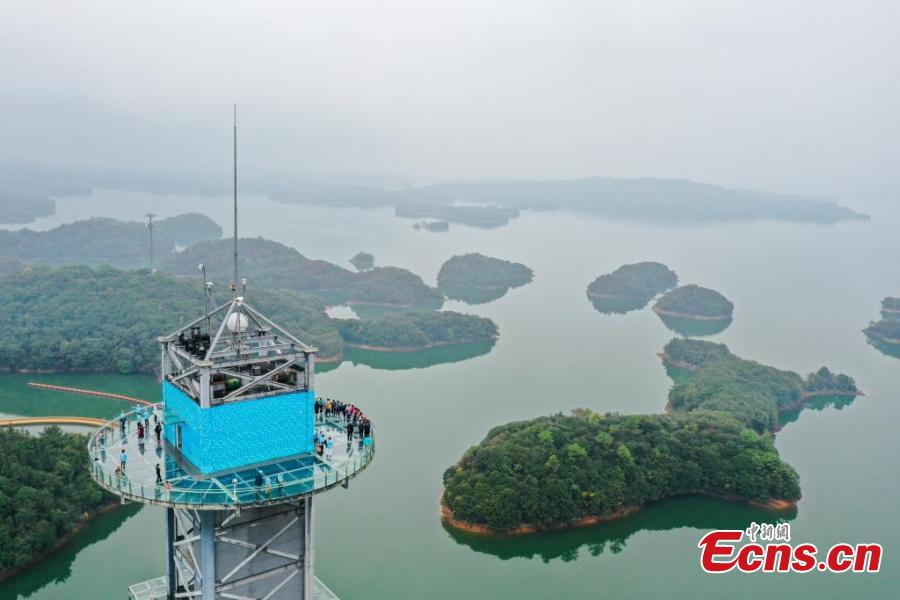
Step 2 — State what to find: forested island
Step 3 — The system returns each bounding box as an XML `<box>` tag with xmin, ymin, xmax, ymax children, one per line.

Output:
<box><xmin>396</xmin><ymin>203</ymin><xmax>520</xmax><ymax>229</ymax></box>
<box><xmin>0</xmin><ymin>265</ymin><xmax>497</xmax><ymax>373</ymax></box>
<box><xmin>441</xmin><ymin>339</ymin><xmax>858</xmax><ymax>534</ymax></box>
<box><xmin>0</xmin><ymin>214</ymin><xmax>222</xmax><ymax>269</ymax></box>
<box><xmin>162</xmin><ymin>237</ymin><xmax>443</xmax><ymax>309</ymax></box>
<box><xmin>350</xmin><ymin>252</ymin><xmax>374</xmax><ymax>271</ymax></box>
<box><xmin>864</xmin><ymin>298</ymin><xmax>900</xmax><ymax>358</ymax></box>
<box><xmin>0</xmin><ymin>427</ymin><xmax>112</xmax><ymax>579</ymax></box>
<box><xmin>437</xmin><ymin>254</ymin><xmax>533</xmax><ymax>305</ymax></box>
<box><xmin>271</xmin><ymin>176</ymin><xmax>868</xmax><ymax>225</ymax></box>
<box><xmin>0</xmin><ymin>190</ymin><xmax>55</xmax><ymax>224</ymax></box>
<box><xmin>879</xmin><ymin>297</ymin><xmax>900</xmax><ymax>320</ymax></box>
<box><xmin>586</xmin><ymin>262</ymin><xmax>677</xmax><ymax>314</ymax></box>
<box><xmin>653</xmin><ymin>284</ymin><xmax>733</xmax><ymax>320</ymax></box>
<box><xmin>337</xmin><ymin>311</ymin><xmax>498</xmax><ymax>351</ymax></box>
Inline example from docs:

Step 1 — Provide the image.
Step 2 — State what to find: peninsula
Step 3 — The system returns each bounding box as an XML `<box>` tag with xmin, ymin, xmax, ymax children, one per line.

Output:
<box><xmin>441</xmin><ymin>338</ymin><xmax>858</xmax><ymax>534</ymax></box>
<box><xmin>864</xmin><ymin>298</ymin><xmax>900</xmax><ymax>350</ymax></box>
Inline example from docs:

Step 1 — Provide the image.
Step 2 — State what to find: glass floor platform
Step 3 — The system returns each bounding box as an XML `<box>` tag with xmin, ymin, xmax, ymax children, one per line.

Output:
<box><xmin>128</xmin><ymin>575</ymin><xmax>340</xmax><ymax>600</ymax></box>
<box><xmin>89</xmin><ymin>405</ymin><xmax>374</xmax><ymax>510</ymax></box>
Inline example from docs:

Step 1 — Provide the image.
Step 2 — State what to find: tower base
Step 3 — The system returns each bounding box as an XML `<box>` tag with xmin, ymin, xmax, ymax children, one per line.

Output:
<box><xmin>144</xmin><ymin>497</ymin><xmax>333</xmax><ymax>599</ymax></box>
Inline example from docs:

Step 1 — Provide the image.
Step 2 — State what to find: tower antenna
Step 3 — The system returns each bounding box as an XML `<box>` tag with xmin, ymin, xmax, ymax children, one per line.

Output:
<box><xmin>145</xmin><ymin>211</ymin><xmax>156</xmax><ymax>273</ymax></box>
<box><xmin>232</xmin><ymin>104</ymin><xmax>239</xmax><ymax>295</ymax></box>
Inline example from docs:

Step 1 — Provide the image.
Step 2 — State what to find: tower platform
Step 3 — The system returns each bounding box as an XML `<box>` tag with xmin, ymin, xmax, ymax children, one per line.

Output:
<box><xmin>88</xmin><ymin>405</ymin><xmax>374</xmax><ymax>510</ymax></box>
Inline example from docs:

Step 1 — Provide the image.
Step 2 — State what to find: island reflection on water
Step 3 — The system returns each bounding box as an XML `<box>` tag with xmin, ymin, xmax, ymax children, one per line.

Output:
<box><xmin>442</xmin><ymin>496</ymin><xmax>796</xmax><ymax>563</ymax></box>
<box><xmin>657</xmin><ymin>314</ymin><xmax>733</xmax><ymax>337</ymax></box>
<box><xmin>0</xmin><ymin>504</ymin><xmax>143</xmax><ymax>600</ymax></box>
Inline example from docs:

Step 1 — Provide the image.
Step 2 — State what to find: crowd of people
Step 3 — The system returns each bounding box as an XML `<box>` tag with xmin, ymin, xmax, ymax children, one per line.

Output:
<box><xmin>314</xmin><ymin>397</ymin><xmax>374</xmax><ymax>459</ymax></box>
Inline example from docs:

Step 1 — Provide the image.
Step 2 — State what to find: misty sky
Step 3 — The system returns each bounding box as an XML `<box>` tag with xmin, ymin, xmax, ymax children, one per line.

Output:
<box><xmin>1</xmin><ymin>1</ymin><xmax>898</xmax><ymax>198</ymax></box>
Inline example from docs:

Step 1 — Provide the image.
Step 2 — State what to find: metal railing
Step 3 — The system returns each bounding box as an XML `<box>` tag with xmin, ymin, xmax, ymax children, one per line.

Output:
<box><xmin>87</xmin><ymin>405</ymin><xmax>374</xmax><ymax>509</ymax></box>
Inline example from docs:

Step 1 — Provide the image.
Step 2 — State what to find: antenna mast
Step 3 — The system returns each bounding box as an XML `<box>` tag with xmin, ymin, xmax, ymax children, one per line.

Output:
<box><xmin>232</xmin><ymin>104</ymin><xmax>239</xmax><ymax>294</ymax></box>
<box><xmin>146</xmin><ymin>212</ymin><xmax>156</xmax><ymax>273</ymax></box>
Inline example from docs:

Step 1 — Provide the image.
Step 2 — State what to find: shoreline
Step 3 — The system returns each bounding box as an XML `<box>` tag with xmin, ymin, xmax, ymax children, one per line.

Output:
<box><xmin>652</xmin><ymin>305</ymin><xmax>732</xmax><ymax>321</ymax></box>
<box><xmin>440</xmin><ymin>494</ymin><xmax>795</xmax><ymax>537</ymax></box>
<box><xmin>0</xmin><ymin>500</ymin><xmax>121</xmax><ymax>584</ymax></box>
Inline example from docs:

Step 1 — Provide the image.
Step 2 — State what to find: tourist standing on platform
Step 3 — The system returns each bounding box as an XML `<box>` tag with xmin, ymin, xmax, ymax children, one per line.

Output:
<box><xmin>325</xmin><ymin>436</ymin><xmax>334</xmax><ymax>460</ymax></box>
<box><xmin>154</xmin><ymin>421</ymin><xmax>162</xmax><ymax>444</ymax></box>
<box><xmin>119</xmin><ymin>411</ymin><xmax>127</xmax><ymax>436</ymax></box>
<box><xmin>346</xmin><ymin>421</ymin><xmax>354</xmax><ymax>442</ymax></box>
<box><xmin>156</xmin><ymin>463</ymin><xmax>162</xmax><ymax>484</ymax></box>
<box><xmin>120</xmin><ymin>449</ymin><xmax>128</xmax><ymax>471</ymax></box>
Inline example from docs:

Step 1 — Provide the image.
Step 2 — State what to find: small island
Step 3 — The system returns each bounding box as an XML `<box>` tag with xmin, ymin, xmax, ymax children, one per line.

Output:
<box><xmin>441</xmin><ymin>338</ymin><xmax>858</xmax><ymax>534</ymax></box>
<box><xmin>437</xmin><ymin>253</ymin><xmax>533</xmax><ymax>304</ymax></box>
<box><xmin>864</xmin><ymin>298</ymin><xmax>900</xmax><ymax>358</ymax></box>
<box><xmin>586</xmin><ymin>262</ymin><xmax>677</xmax><ymax>314</ymax></box>
<box><xmin>337</xmin><ymin>311</ymin><xmax>498</xmax><ymax>352</ymax></box>
<box><xmin>653</xmin><ymin>284</ymin><xmax>734</xmax><ymax>320</ymax></box>
<box><xmin>349</xmin><ymin>252</ymin><xmax>375</xmax><ymax>271</ymax></box>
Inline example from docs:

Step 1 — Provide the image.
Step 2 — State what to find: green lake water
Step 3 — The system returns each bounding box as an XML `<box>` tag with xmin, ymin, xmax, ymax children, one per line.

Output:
<box><xmin>1</xmin><ymin>190</ymin><xmax>898</xmax><ymax>598</ymax></box>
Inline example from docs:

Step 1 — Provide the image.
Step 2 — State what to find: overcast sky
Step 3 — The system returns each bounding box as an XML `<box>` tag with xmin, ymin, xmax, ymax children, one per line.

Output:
<box><xmin>1</xmin><ymin>1</ymin><xmax>898</xmax><ymax>198</ymax></box>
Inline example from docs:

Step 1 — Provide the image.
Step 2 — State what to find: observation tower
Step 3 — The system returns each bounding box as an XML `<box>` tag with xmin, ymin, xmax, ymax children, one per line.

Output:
<box><xmin>88</xmin><ymin>295</ymin><xmax>373</xmax><ymax>599</ymax></box>
<box><xmin>87</xmin><ymin>111</ymin><xmax>373</xmax><ymax>599</ymax></box>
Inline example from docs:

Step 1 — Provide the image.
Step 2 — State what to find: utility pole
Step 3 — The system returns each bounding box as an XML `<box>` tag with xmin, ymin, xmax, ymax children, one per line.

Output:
<box><xmin>146</xmin><ymin>212</ymin><xmax>156</xmax><ymax>273</ymax></box>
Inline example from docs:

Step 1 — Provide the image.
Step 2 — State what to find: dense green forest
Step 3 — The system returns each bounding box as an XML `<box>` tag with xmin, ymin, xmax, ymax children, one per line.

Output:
<box><xmin>442</xmin><ymin>410</ymin><xmax>800</xmax><ymax>532</ymax></box>
<box><xmin>0</xmin><ymin>427</ymin><xmax>111</xmax><ymax>573</ymax></box>
<box><xmin>0</xmin><ymin>265</ymin><xmax>342</xmax><ymax>372</ymax></box>
<box><xmin>442</xmin><ymin>338</ymin><xmax>857</xmax><ymax>532</ymax></box>
<box><xmin>162</xmin><ymin>237</ymin><xmax>443</xmax><ymax>308</ymax></box>
<box><xmin>0</xmin><ymin>265</ymin><xmax>497</xmax><ymax>373</ymax></box>
<box><xmin>0</xmin><ymin>214</ymin><xmax>222</xmax><ymax>269</ymax></box>
<box><xmin>0</xmin><ymin>191</ymin><xmax>55</xmax><ymax>224</ymax></box>
<box><xmin>437</xmin><ymin>253</ymin><xmax>533</xmax><ymax>289</ymax></box>
<box><xmin>586</xmin><ymin>262</ymin><xmax>677</xmax><ymax>300</ymax></box>
<box><xmin>338</xmin><ymin>311</ymin><xmax>498</xmax><ymax>349</ymax></box>
<box><xmin>654</xmin><ymin>284</ymin><xmax>733</xmax><ymax>319</ymax></box>
<box><xmin>350</xmin><ymin>252</ymin><xmax>374</xmax><ymax>271</ymax></box>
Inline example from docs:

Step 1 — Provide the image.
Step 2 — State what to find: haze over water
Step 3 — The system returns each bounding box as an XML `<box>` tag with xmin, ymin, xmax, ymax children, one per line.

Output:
<box><xmin>1</xmin><ymin>191</ymin><xmax>897</xmax><ymax>599</ymax></box>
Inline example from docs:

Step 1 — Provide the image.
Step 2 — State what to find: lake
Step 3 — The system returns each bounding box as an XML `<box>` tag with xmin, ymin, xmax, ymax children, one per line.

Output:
<box><xmin>1</xmin><ymin>189</ymin><xmax>898</xmax><ymax>599</ymax></box>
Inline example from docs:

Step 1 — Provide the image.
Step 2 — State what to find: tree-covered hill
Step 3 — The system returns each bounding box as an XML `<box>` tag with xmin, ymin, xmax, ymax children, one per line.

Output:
<box><xmin>0</xmin><ymin>214</ymin><xmax>222</xmax><ymax>269</ymax></box>
<box><xmin>442</xmin><ymin>338</ymin><xmax>857</xmax><ymax>532</ymax></box>
<box><xmin>337</xmin><ymin>311</ymin><xmax>498</xmax><ymax>350</ymax></box>
<box><xmin>654</xmin><ymin>284</ymin><xmax>733</xmax><ymax>319</ymax></box>
<box><xmin>587</xmin><ymin>262</ymin><xmax>677</xmax><ymax>300</ymax></box>
<box><xmin>0</xmin><ymin>427</ymin><xmax>112</xmax><ymax>573</ymax></box>
<box><xmin>0</xmin><ymin>265</ymin><xmax>497</xmax><ymax>373</ymax></box>
<box><xmin>437</xmin><ymin>253</ymin><xmax>533</xmax><ymax>289</ymax></box>
<box><xmin>161</xmin><ymin>237</ymin><xmax>443</xmax><ymax>308</ymax></box>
